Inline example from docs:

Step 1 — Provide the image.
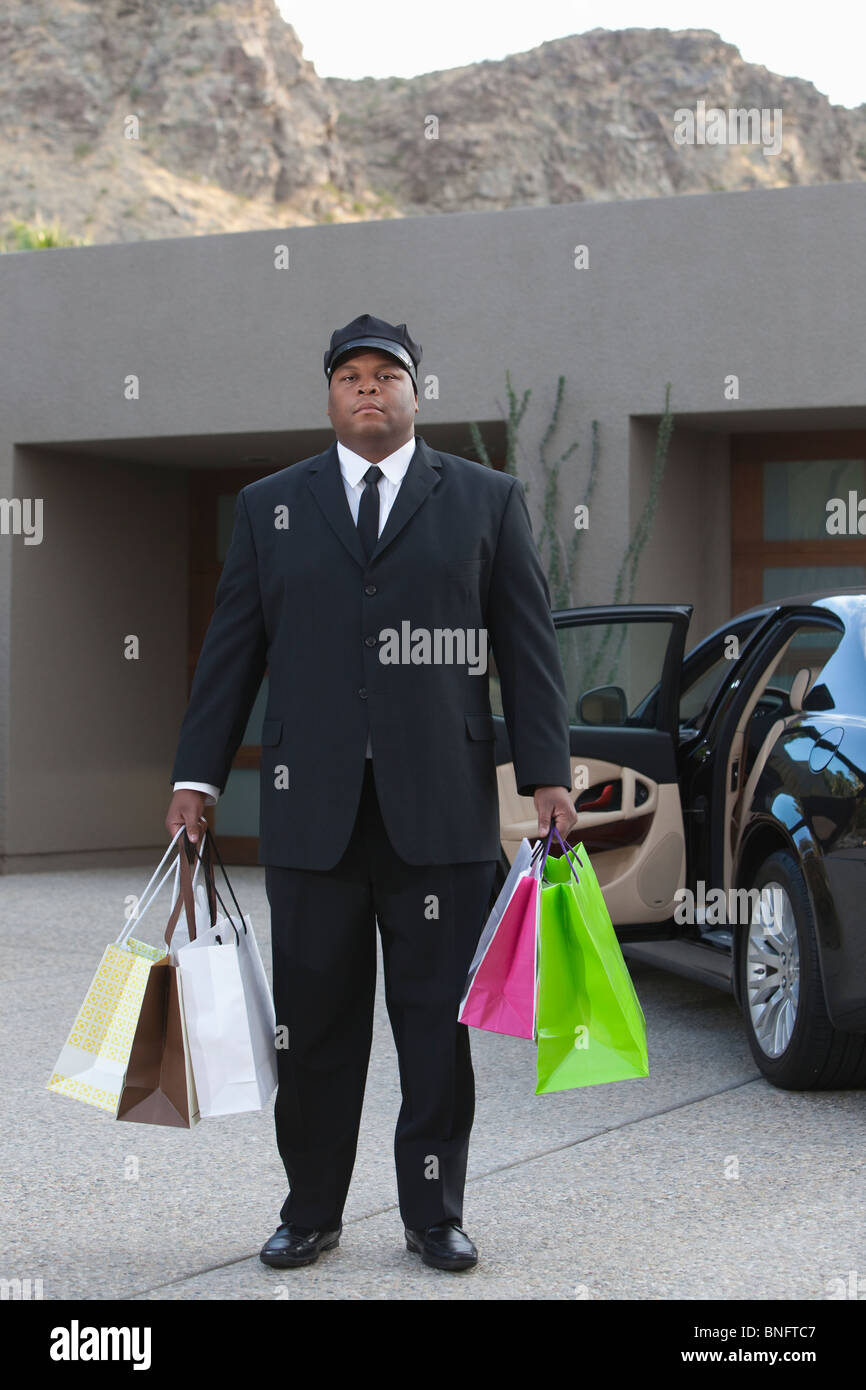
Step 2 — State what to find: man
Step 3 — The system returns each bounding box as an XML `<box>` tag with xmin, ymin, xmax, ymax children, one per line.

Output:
<box><xmin>165</xmin><ymin>313</ymin><xmax>577</xmax><ymax>1273</ymax></box>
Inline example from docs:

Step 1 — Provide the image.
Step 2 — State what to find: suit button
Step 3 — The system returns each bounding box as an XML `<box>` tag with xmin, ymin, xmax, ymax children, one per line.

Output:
<box><xmin>364</xmin><ymin>635</ymin><xmax>377</xmax><ymax>647</ymax></box>
<box><xmin>365</xmin><ymin>583</ymin><xmax>377</xmax><ymax>595</ymax></box>
<box><xmin>359</xmin><ymin>688</ymin><xmax>367</xmax><ymax>699</ymax></box>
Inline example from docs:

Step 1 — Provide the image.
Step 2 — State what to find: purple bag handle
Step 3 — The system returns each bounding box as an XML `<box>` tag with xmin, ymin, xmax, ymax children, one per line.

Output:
<box><xmin>531</xmin><ymin>822</ymin><xmax>584</xmax><ymax>883</ymax></box>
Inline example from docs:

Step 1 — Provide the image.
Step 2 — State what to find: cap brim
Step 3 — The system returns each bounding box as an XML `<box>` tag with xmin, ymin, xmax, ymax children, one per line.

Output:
<box><xmin>328</xmin><ymin>337</ymin><xmax>416</xmax><ymax>382</ymax></box>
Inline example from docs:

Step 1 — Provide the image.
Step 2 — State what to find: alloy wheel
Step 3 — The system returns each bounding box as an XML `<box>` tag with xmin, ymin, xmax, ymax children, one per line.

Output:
<box><xmin>745</xmin><ymin>880</ymin><xmax>801</xmax><ymax>1058</ymax></box>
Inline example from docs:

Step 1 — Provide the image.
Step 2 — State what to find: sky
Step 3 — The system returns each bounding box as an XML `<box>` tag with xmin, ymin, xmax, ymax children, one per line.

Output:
<box><xmin>276</xmin><ymin>1</ymin><xmax>866</xmax><ymax>108</ymax></box>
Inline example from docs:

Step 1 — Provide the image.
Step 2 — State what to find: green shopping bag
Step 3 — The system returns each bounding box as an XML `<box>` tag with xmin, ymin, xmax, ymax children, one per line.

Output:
<box><xmin>535</xmin><ymin>830</ymin><xmax>649</xmax><ymax>1094</ymax></box>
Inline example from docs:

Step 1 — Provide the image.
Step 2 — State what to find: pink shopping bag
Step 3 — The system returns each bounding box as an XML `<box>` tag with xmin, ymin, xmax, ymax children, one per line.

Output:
<box><xmin>458</xmin><ymin>869</ymin><xmax>540</xmax><ymax>1039</ymax></box>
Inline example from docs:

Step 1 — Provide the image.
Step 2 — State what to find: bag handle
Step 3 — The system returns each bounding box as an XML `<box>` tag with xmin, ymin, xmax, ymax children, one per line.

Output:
<box><xmin>201</xmin><ymin>830</ymin><xmax>219</xmax><ymax>926</ymax></box>
<box><xmin>532</xmin><ymin>821</ymin><xmax>584</xmax><ymax>885</ymax></box>
<box><xmin>162</xmin><ymin>836</ymin><xmax>199</xmax><ymax>947</ymax></box>
<box><xmin>531</xmin><ymin>822</ymin><xmax>560</xmax><ymax>870</ymax></box>
<box><xmin>548</xmin><ymin>823</ymin><xmax>583</xmax><ymax>884</ymax></box>
<box><xmin>183</xmin><ymin>827</ymin><xmax>246</xmax><ymax>944</ymax></box>
<box><xmin>531</xmin><ymin>825</ymin><xmax>554</xmax><ymax>866</ymax></box>
<box><xmin>207</xmin><ymin>829</ymin><xmax>246</xmax><ymax>929</ymax></box>
<box><xmin>174</xmin><ymin>827</ymin><xmax>218</xmax><ymax>929</ymax></box>
<box><xmin>198</xmin><ymin>822</ymin><xmax>246</xmax><ymax>934</ymax></box>
<box><xmin>116</xmin><ymin>827</ymin><xmax>187</xmax><ymax>945</ymax></box>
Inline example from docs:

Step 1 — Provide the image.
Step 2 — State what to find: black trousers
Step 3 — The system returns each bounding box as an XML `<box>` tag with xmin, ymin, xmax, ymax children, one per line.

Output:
<box><xmin>265</xmin><ymin>760</ymin><xmax>497</xmax><ymax>1232</ymax></box>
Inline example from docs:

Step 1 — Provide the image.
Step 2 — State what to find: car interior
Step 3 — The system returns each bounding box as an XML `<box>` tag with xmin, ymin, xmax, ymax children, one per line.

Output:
<box><xmin>722</xmin><ymin>623</ymin><xmax>844</xmax><ymax>888</ymax></box>
<box><xmin>496</xmin><ymin>755</ymin><xmax>686</xmax><ymax>924</ymax></box>
<box><xmin>492</xmin><ymin>614</ymin><xmax>844</xmax><ymax>927</ymax></box>
<box><xmin>493</xmin><ymin>618</ymin><xmax>687</xmax><ymax>924</ymax></box>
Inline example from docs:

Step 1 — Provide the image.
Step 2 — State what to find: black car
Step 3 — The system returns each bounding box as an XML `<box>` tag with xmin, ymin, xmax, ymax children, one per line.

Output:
<box><xmin>490</xmin><ymin>589</ymin><xmax>866</xmax><ymax>1091</ymax></box>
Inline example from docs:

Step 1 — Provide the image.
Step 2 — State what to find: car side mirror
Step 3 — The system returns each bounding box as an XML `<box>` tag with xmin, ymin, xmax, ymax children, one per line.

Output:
<box><xmin>579</xmin><ymin>684</ymin><xmax>628</xmax><ymax>725</ymax></box>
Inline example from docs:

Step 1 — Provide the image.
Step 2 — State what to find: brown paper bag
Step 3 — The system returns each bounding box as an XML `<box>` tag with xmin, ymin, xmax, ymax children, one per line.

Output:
<box><xmin>116</xmin><ymin>838</ymin><xmax>201</xmax><ymax>1128</ymax></box>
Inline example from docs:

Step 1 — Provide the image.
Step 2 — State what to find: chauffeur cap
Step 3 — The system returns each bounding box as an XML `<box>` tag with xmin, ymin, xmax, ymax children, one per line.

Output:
<box><xmin>324</xmin><ymin>313</ymin><xmax>422</xmax><ymax>394</ymax></box>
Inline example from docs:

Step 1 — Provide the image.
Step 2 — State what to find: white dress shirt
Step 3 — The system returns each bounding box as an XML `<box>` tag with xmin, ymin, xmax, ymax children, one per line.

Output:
<box><xmin>174</xmin><ymin>434</ymin><xmax>417</xmax><ymax>805</ymax></box>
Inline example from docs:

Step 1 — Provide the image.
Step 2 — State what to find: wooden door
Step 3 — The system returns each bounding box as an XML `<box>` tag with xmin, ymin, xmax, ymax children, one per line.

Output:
<box><xmin>731</xmin><ymin>431</ymin><xmax>866</xmax><ymax>612</ymax></box>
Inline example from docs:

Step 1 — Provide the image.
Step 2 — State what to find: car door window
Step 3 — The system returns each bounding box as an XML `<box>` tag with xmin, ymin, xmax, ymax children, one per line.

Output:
<box><xmin>678</xmin><ymin>618</ymin><xmax>762</xmax><ymax>732</ymax></box>
<box><xmin>490</xmin><ymin>623</ymin><xmax>673</xmax><ymax>727</ymax></box>
<box><xmin>491</xmin><ymin>607</ymin><xmax>690</xmax><ymax>737</ymax></box>
<box><xmin>763</xmin><ymin>624</ymin><xmax>844</xmax><ymax>706</ymax></box>
<box><xmin>554</xmin><ymin>620</ymin><xmax>675</xmax><ymax>727</ymax></box>
<box><xmin>679</xmin><ymin>652</ymin><xmax>737</xmax><ymax>729</ymax></box>
<box><xmin>742</xmin><ymin>621</ymin><xmax>844</xmax><ymax>762</ymax></box>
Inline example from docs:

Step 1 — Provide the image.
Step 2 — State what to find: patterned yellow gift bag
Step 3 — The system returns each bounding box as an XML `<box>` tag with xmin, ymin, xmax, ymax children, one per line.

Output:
<box><xmin>47</xmin><ymin>828</ymin><xmax>190</xmax><ymax>1115</ymax></box>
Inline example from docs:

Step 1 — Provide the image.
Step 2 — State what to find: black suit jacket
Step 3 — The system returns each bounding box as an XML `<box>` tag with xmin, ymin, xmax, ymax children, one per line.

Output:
<box><xmin>171</xmin><ymin>434</ymin><xmax>572</xmax><ymax>869</ymax></box>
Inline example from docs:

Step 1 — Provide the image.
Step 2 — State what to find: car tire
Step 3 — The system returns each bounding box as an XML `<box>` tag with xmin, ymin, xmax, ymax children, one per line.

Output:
<box><xmin>738</xmin><ymin>849</ymin><xmax>866</xmax><ymax>1090</ymax></box>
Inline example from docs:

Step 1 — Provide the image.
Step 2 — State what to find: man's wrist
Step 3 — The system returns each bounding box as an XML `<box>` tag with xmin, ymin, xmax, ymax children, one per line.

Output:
<box><xmin>173</xmin><ymin>781</ymin><xmax>219</xmax><ymax>806</ymax></box>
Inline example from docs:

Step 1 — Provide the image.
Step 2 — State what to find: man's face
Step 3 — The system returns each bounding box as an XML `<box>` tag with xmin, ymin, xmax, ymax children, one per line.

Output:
<box><xmin>327</xmin><ymin>348</ymin><xmax>418</xmax><ymax>458</ymax></box>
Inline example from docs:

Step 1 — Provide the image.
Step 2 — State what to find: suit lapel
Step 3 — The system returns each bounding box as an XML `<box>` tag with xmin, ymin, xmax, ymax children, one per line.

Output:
<box><xmin>306</xmin><ymin>440</ymin><xmax>365</xmax><ymax>568</ymax></box>
<box><xmin>306</xmin><ymin>434</ymin><xmax>442</xmax><ymax>569</ymax></box>
<box><xmin>370</xmin><ymin>435</ymin><xmax>441</xmax><ymax>563</ymax></box>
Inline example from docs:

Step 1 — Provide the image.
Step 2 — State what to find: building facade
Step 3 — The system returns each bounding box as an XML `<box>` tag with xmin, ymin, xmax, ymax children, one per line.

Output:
<box><xmin>1</xmin><ymin>181</ymin><xmax>864</xmax><ymax>870</ymax></box>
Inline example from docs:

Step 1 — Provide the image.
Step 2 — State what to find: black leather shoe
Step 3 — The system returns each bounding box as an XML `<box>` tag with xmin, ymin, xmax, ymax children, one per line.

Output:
<box><xmin>405</xmin><ymin>1221</ymin><xmax>478</xmax><ymax>1271</ymax></box>
<box><xmin>259</xmin><ymin>1221</ymin><xmax>342</xmax><ymax>1268</ymax></box>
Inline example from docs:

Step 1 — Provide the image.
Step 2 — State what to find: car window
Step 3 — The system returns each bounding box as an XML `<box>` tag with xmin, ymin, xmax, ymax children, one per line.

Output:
<box><xmin>562</xmin><ymin>621</ymin><xmax>678</xmax><ymax>726</ymax></box>
<box><xmin>489</xmin><ymin>619</ymin><xmax>681</xmax><ymax>729</ymax></box>
<box><xmin>740</xmin><ymin>621</ymin><xmax>845</xmax><ymax>776</ymax></box>
<box><xmin>795</xmin><ymin>599</ymin><xmax>866</xmax><ymax>713</ymax></box>
<box><xmin>679</xmin><ymin>651</ymin><xmax>736</xmax><ymax>728</ymax></box>
<box><xmin>678</xmin><ymin>618</ymin><xmax>762</xmax><ymax>730</ymax></box>
<box><xmin>765</xmin><ymin>624</ymin><xmax>844</xmax><ymax>705</ymax></box>
<box><xmin>708</xmin><ymin>614</ymin><xmax>849</xmax><ymax>744</ymax></box>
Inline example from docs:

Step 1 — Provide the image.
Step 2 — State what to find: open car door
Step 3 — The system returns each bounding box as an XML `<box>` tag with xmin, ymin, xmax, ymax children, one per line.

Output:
<box><xmin>492</xmin><ymin>604</ymin><xmax>692</xmax><ymax>938</ymax></box>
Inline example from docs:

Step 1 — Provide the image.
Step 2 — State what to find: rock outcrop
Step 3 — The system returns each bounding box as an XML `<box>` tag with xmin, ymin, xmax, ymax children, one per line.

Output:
<box><xmin>1</xmin><ymin>3</ymin><xmax>863</xmax><ymax>245</ymax></box>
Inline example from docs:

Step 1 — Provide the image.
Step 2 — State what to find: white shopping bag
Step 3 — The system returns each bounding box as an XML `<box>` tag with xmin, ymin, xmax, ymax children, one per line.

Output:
<box><xmin>175</xmin><ymin>833</ymin><xmax>277</xmax><ymax>1117</ymax></box>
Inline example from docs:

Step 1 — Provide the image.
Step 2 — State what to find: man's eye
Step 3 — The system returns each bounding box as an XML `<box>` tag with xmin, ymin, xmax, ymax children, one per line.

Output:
<box><xmin>339</xmin><ymin>371</ymin><xmax>395</xmax><ymax>381</ymax></box>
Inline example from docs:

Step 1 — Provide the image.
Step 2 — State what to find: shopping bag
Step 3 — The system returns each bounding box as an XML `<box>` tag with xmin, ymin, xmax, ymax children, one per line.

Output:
<box><xmin>176</xmin><ymin>830</ymin><xmax>277</xmax><ymax>1116</ymax></box>
<box><xmin>458</xmin><ymin>839</ymin><xmax>541</xmax><ymax>1039</ymax></box>
<box><xmin>47</xmin><ymin>829</ymin><xmax>187</xmax><ymax>1115</ymax></box>
<box><xmin>459</xmin><ymin>837</ymin><xmax>535</xmax><ymax>1012</ymax></box>
<box><xmin>567</xmin><ymin>841</ymin><xmax>646</xmax><ymax>1029</ymax></box>
<box><xmin>535</xmin><ymin>826</ymin><xmax>648</xmax><ymax>1093</ymax></box>
<box><xmin>116</xmin><ymin>836</ymin><xmax>201</xmax><ymax>1128</ymax></box>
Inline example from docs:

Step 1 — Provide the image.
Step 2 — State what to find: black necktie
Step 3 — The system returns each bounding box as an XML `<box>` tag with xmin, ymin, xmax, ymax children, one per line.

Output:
<box><xmin>357</xmin><ymin>465</ymin><xmax>382</xmax><ymax>561</ymax></box>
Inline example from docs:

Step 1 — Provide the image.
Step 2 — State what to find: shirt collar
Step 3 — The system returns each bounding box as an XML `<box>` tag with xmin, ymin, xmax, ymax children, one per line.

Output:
<box><xmin>337</xmin><ymin>435</ymin><xmax>416</xmax><ymax>488</ymax></box>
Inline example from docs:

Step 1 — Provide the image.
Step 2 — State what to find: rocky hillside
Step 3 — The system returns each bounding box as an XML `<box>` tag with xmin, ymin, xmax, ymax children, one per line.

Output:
<box><xmin>1</xmin><ymin>0</ymin><xmax>864</xmax><ymax>245</ymax></box>
<box><xmin>330</xmin><ymin>27</ymin><xmax>866</xmax><ymax>213</ymax></box>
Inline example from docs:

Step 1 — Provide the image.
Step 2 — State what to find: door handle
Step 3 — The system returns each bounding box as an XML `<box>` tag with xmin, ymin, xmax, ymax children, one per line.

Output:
<box><xmin>621</xmin><ymin>766</ymin><xmax>657</xmax><ymax>819</ymax></box>
<box><xmin>571</xmin><ymin>768</ymin><xmax>658</xmax><ymax>828</ymax></box>
<box><xmin>578</xmin><ymin>783</ymin><xmax>616</xmax><ymax>812</ymax></box>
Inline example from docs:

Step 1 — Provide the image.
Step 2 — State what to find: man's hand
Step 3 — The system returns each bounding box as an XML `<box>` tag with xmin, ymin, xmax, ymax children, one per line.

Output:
<box><xmin>165</xmin><ymin>788</ymin><xmax>207</xmax><ymax>843</ymax></box>
<box><xmin>534</xmin><ymin>785</ymin><xmax>578</xmax><ymax>838</ymax></box>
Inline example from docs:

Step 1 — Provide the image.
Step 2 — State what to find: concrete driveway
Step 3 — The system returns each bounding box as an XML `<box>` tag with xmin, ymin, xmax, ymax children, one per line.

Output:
<box><xmin>1</xmin><ymin>864</ymin><xmax>862</xmax><ymax>1301</ymax></box>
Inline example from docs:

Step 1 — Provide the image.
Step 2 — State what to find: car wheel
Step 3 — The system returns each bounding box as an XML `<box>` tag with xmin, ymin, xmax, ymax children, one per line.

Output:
<box><xmin>738</xmin><ymin>849</ymin><xmax>866</xmax><ymax>1090</ymax></box>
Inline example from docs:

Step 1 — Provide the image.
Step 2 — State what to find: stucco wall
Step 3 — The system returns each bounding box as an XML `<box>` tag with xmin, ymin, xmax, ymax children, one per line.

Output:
<box><xmin>1</xmin><ymin>181</ymin><xmax>864</xmax><ymax>864</ymax></box>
